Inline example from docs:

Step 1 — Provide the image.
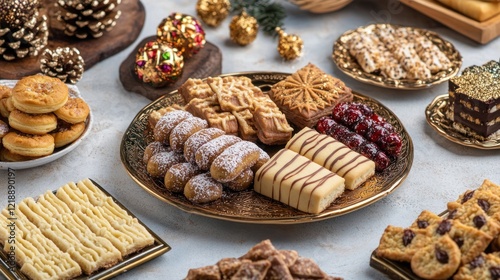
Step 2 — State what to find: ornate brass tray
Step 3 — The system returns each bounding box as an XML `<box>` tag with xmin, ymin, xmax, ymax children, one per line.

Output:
<box><xmin>332</xmin><ymin>24</ymin><xmax>462</xmax><ymax>90</ymax></box>
<box><xmin>120</xmin><ymin>72</ymin><xmax>414</xmax><ymax>224</ymax></box>
<box><xmin>425</xmin><ymin>95</ymin><xmax>500</xmax><ymax>149</ymax></box>
<box><xmin>0</xmin><ymin>179</ymin><xmax>171</xmax><ymax>280</ymax></box>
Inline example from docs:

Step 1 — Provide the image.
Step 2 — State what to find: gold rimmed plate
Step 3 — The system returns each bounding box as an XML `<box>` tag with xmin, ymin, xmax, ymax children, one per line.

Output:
<box><xmin>332</xmin><ymin>23</ymin><xmax>462</xmax><ymax>90</ymax></box>
<box><xmin>425</xmin><ymin>94</ymin><xmax>500</xmax><ymax>149</ymax></box>
<box><xmin>0</xmin><ymin>80</ymin><xmax>93</xmax><ymax>170</ymax></box>
<box><xmin>120</xmin><ymin>72</ymin><xmax>414</xmax><ymax>224</ymax></box>
<box><xmin>0</xmin><ymin>179</ymin><xmax>171</xmax><ymax>280</ymax></box>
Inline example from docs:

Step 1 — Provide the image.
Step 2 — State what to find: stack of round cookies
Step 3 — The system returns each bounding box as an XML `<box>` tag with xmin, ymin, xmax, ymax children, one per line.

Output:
<box><xmin>0</xmin><ymin>75</ymin><xmax>90</xmax><ymax>162</ymax></box>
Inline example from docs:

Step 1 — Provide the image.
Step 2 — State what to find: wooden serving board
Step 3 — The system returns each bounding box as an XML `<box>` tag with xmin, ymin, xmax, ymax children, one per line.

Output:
<box><xmin>0</xmin><ymin>0</ymin><xmax>145</xmax><ymax>80</ymax></box>
<box><xmin>400</xmin><ymin>0</ymin><xmax>500</xmax><ymax>44</ymax></box>
<box><xmin>119</xmin><ymin>36</ymin><xmax>222</xmax><ymax>100</ymax></box>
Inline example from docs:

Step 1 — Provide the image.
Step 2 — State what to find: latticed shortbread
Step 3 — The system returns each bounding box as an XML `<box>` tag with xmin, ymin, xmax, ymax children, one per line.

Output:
<box><xmin>180</xmin><ymin>77</ymin><xmax>293</xmax><ymax>145</ymax></box>
<box><xmin>270</xmin><ymin>63</ymin><xmax>353</xmax><ymax>129</ymax></box>
<box><xmin>207</xmin><ymin>76</ymin><xmax>263</xmax><ymax>112</ymax></box>
<box><xmin>186</xmin><ymin>96</ymin><xmax>239</xmax><ymax>136</ymax></box>
<box><xmin>0</xmin><ymin>179</ymin><xmax>155</xmax><ymax>279</ymax></box>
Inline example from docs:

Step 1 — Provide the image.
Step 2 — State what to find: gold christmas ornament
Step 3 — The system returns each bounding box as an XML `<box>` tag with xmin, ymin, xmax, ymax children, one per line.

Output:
<box><xmin>229</xmin><ymin>11</ymin><xmax>258</xmax><ymax>46</ymax></box>
<box><xmin>0</xmin><ymin>0</ymin><xmax>48</xmax><ymax>61</ymax></box>
<box><xmin>157</xmin><ymin>13</ymin><xmax>206</xmax><ymax>58</ymax></box>
<box><xmin>40</xmin><ymin>47</ymin><xmax>85</xmax><ymax>84</ymax></box>
<box><xmin>196</xmin><ymin>0</ymin><xmax>231</xmax><ymax>27</ymax></box>
<box><xmin>134</xmin><ymin>41</ymin><xmax>184</xmax><ymax>88</ymax></box>
<box><xmin>276</xmin><ymin>27</ymin><xmax>303</xmax><ymax>60</ymax></box>
<box><xmin>56</xmin><ymin>0</ymin><xmax>122</xmax><ymax>39</ymax></box>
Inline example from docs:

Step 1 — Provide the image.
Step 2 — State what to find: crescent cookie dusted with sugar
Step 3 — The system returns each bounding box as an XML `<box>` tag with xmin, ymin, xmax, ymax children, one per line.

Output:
<box><xmin>12</xmin><ymin>75</ymin><xmax>69</xmax><ymax>114</ymax></box>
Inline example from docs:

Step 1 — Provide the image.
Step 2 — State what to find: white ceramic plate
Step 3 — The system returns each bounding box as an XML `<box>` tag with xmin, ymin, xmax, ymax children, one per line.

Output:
<box><xmin>0</xmin><ymin>80</ymin><xmax>93</xmax><ymax>170</ymax></box>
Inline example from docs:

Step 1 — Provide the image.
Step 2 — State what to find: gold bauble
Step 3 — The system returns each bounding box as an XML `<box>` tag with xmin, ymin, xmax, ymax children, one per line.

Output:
<box><xmin>134</xmin><ymin>41</ymin><xmax>184</xmax><ymax>88</ymax></box>
<box><xmin>196</xmin><ymin>0</ymin><xmax>231</xmax><ymax>27</ymax></box>
<box><xmin>157</xmin><ymin>13</ymin><xmax>206</xmax><ymax>58</ymax></box>
<box><xmin>276</xmin><ymin>27</ymin><xmax>303</xmax><ymax>60</ymax></box>
<box><xmin>229</xmin><ymin>11</ymin><xmax>258</xmax><ymax>46</ymax></box>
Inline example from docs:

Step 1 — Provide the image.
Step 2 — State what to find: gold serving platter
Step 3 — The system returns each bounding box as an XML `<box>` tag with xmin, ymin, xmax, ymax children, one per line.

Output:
<box><xmin>425</xmin><ymin>95</ymin><xmax>500</xmax><ymax>149</ymax></box>
<box><xmin>332</xmin><ymin>23</ymin><xmax>462</xmax><ymax>90</ymax></box>
<box><xmin>120</xmin><ymin>72</ymin><xmax>414</xmax><ymax>224</ymax></box>
<box><xmin>0</xmin><ymin>179</ymin><xmax>171</xmax><ymax>280</ymax></box>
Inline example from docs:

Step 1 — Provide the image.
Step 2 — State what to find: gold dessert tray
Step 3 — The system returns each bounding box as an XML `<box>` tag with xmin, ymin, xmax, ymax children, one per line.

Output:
<box><xmin>120</xmin><ymin>72</ymin><xmax>414</xmax><ymax>224</ymax></box>
<box><xmin>425</xmin><ymin>95</ymin><xmax>500</xmax><ymax>149</ymax></box>
<box><xmin>332</xmin><ymin>23</ymin><xmax>462</xmax><ymax>90</ymax></box>
<box><xmin>0</xmin><ymin>179</ymin><xmax>171</xmax><ymax>280</ymax></box>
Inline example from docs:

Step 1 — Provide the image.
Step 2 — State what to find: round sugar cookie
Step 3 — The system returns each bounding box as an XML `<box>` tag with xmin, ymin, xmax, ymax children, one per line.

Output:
<box><xmin>12</xmin><ymin>75</ymin><xmax>69</xmax><ymax>114</ymax></box>
<box><xmin>51</xmin><ymin>121</ymin><xmax>86</xmax><ymax>148</ymax></box>
<box><xmin>2</xmin><ymin>131</ymin><xmax>55</xmax><ymax>157</ymax></box>
<box><xmin>54</xmin><ymin>97</ymin><xmax>90</xmax><ymax>124</ymax></box>
<box><xmin>8</xmin><ymin>109</ymin><xmax>58</xmax><ymax>135</ymax></box>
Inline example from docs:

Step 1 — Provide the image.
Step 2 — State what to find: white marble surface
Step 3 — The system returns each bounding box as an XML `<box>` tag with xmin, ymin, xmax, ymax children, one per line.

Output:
<box><xmin>2</xmin><ymin>0</ymin><xmax>500</xmax><ymax>279</ymax></box>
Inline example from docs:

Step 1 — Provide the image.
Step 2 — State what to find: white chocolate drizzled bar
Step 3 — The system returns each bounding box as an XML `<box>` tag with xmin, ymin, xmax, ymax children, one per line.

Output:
<box><xmin>286</xmin><ymin>127</ymin><xmax>375</xmax><ymax>190</ymax></box>
<box><xmin>254</xmin><ymin>149</ymin><xmax>345</xmax><ymax>214</ymax></box>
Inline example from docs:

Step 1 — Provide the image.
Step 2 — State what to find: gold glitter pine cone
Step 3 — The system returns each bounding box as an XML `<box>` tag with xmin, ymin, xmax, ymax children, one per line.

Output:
<box><xmin>40</xmin><ymin>47</ymin><xmax>85</xmax><ymax>84</ymax></box>
<box><xmin>0</xmin><ymin>0</ymin><xmax>48</xmax><ymax>61</ymax></box>
<box><xmin>229</xmin><ymin>11</ymin><xmax>258</xmax><ymax>46</ymax></box>
<box><xmin>196</xmin><ymin>0</ymin><xmax>231</xmax><ymax>27</ymax></box>
<box><xmin>276</xmin><ymin>27</ymin><xmax>303</xmax><ymax>60</ymax></box>
<box><xmin>56</xmin><ymin>0</ymin><xmax>122</xmax><ymax>39</ymax></box>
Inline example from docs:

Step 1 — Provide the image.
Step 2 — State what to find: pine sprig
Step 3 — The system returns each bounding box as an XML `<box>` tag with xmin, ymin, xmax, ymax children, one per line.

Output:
<box><xmin>230</xmin><ymin>0</ymin><xmax>286</xmax><ymax>35</ymax></box>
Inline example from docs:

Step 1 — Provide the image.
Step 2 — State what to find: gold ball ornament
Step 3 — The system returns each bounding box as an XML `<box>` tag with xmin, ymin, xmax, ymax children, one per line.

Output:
<box><xmin>134</xmin><ymin>41</ymin><xmax>184</xmax><ymax>88</ymax></box>
<box><xmin>276</xmin><ymin>27</ymin><xmax>303</xmax><ymax>60</ymax></box>
<box><xmin>229</xmin><ymin>11</ymin><xmax>258</xmax><ymax>46</ymax></box>
<box><xmin>157</xmin><ymin>13</ymin><xmax>206</xmax><ymax>58</ymax></box>
<box><xmin>196</xmin><ymin>0</ymin><xmax>231</xmax><ymax>27</ymax></box>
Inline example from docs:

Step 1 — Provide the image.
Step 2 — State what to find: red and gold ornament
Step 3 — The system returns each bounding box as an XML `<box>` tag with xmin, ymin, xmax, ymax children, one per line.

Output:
<box><xmin>134</xmin><ymin>41</ymin><xmax>184</xmax><ymax>88</ymax></box>
<box><xmin>157</xmin><ymin>13</ymin><xmax>206</xmax><ymax>58</ymax></box>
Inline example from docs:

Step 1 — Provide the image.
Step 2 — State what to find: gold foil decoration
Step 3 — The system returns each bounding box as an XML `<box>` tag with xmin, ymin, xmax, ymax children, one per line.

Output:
<box><xmin>157</xmin><ymin>13</ymin><xmax>206</xmax><ymax>58</ymax></box>
<box><xmin>196</xmin><ymin>0</ymin><xmax>231</xmax><ymax>27</ymax></box>
<box><xmin>134</xmin><ymin>41</ymin><xmax>184</xmax><ymax>88</ymax></box>
<box><xmin>229</xmin><ymin>11</ymin><xmax>258</xmax><ymax>46</ymax></box>
<box><xmin>276</xmin><ymin>27</ymin><xmax>303</xmax><ymax>60</ymax></box>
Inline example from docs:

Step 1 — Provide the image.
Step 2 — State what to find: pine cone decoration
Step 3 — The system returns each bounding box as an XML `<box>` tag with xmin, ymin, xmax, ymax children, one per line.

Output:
<box><xmin>56</xmin><ymin>0</ymin><xmax>122</xmax><ymax>39</ymax></box>
<box><xmin>0</xmin><ymin>0</ymin><xmax>48</xmax><ymax>61</ymax></box>
<box><xmin>40</xmin><ymin>47</ymin><xmax>85</xmax><ymax>84</ymax></box>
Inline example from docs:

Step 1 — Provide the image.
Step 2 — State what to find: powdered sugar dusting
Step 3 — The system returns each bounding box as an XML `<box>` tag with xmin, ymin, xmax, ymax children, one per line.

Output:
<box><xmin>195</xmin><ymin>135</ymin><xmax>241</xmax><ymax>169</ymax></box>
<box><xmin>211</xmin><ymin>141</ymin><xmax>260</xmax><ymax>179</ymax></box>
<box><xmin>188</xmin><ymin>173</ymin><xmax>222</xmax><ymax>202</ymax></box>
<box><xmin>169</xmin><ymin>162</ymin><xmax>200</xmax><ymax>181</ymax></box>
<box><xmin>170</xmin><ymin>117</ymin><xmax>208</xmax><ymax>150</ymax></box>
<box><xmin>184</xmin><ymin>128</ymin><xmax>225</xmax><ymax>162</ymax></box>
<box><xmin>154</xmin><ymin>110</ymin><xmax>192</xmax><ymax>133</ymax></box>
